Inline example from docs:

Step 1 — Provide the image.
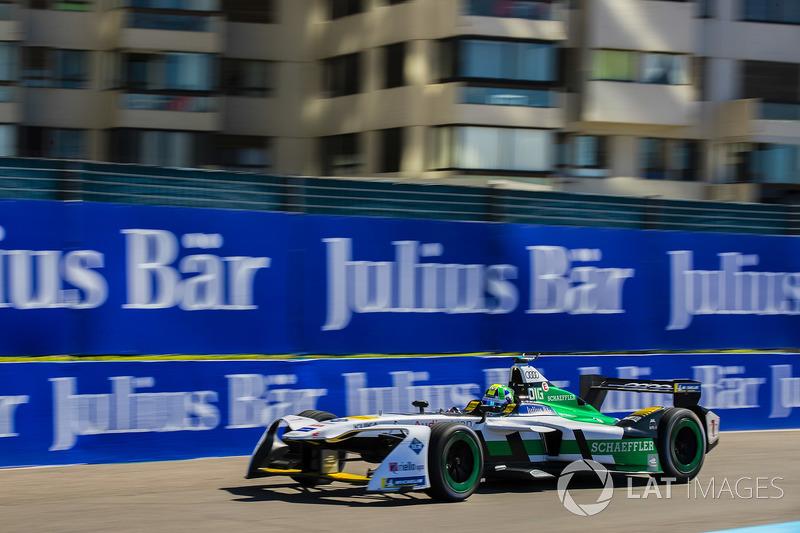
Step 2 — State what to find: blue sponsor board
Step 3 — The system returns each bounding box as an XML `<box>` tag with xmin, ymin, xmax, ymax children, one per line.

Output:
<box><xmin>2</xmin><ymin>199</ymin><xmax>800</xmax><ymax>355</ymax></box>
<box><xmin>0</xmin><ymin>200</ymin><xmax>292</xmax><ymax>355</ymax></box>
<box><xmin>1</xmin><ymin>353</ymin><xmax>798</xmax><ymax>468</ymax></box>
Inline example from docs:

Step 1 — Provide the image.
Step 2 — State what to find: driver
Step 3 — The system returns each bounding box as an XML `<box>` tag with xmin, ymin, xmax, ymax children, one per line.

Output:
<box><xmin>482</xmin><ymin>384</ymin><xmax>515</xmax><ymax>410</ymax></box>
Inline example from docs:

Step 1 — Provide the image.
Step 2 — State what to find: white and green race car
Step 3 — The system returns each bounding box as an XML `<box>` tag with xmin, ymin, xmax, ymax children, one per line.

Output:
<box><xmin>245</xmin><ymin>356</ymin><xmax>720</xmax><ymax>501</ymax></box>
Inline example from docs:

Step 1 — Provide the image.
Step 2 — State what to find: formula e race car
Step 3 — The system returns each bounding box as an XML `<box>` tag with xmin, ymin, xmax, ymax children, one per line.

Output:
<box><xmin>245</xmin><ymin>356</ymin><xmax>720</xmax><ymax>501</ymax></box>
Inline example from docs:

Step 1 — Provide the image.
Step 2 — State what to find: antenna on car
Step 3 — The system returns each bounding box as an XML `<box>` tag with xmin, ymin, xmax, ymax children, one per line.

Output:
<box><xmin>514</xmin><ymin>353</ymin><xmax>539</xmax><ymax>364</ymax></box>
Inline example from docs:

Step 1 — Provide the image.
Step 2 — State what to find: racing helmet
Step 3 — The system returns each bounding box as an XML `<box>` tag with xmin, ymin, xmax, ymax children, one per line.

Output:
<box><xmin>482</xmin><ymin>384</ymin><xmax>515</xmax><ymax>409</ymax></box>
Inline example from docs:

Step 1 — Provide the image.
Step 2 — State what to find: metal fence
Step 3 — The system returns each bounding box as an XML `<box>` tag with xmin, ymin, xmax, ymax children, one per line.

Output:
<box><xmin>1</xmin><ymin>157</ymin><xmax>799</xmax><ymax>235</ymax></box>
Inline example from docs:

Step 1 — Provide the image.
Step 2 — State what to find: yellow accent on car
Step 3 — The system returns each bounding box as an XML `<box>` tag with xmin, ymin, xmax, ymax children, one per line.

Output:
<box><xmin>629</xmin><ymin>406</ymin><xmax>662</xmax><ymax>417</ymax></box>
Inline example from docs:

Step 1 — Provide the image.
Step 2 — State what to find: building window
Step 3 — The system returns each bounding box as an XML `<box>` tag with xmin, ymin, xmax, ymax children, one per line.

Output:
<box><xmin>591</xmin><ymin>49</ymin><xmax>636</xmax><ymax>82</ymax></box>
<box><xmin>125</xmin><ymin>1</ymin><xmax>219</xmax><ymax>32</ymax></box>
<box><xmin>442</xmin><ymin>38</ymin><xmax>557</xmax><ymax>83</ymax></box>
<box><xmin>572</xmin><ymin>135</ymin><xmax>606</xmax><ymax>169</ymax></box>
<box><xmin>0</xmin><ymin>42</ymin><xmax>17</xmax><ymax>83</ymax></box>
<box><xmin>124</xmin><ymin>0</ymin><xmax>218</xmax><ymax>11</ymax></box>
<box><xmin>640</xmin><ymin>138</ymin><xmax>667</xmax><ymax>180</ymax></box>
<box><xmin>640</xmin><ymin>138</ymin><xmax>701</xmax><ymax>181</ymax></box>
<box><xmin>463</xmin><ymin>0</ymin><xmax>556</xmax><ymax>20</ymax></box>
<box><xmin>387</xmin><ymin>0</ymin><xmax>409</xmax><ymax>4</ymax></box>
<box><xmin>742</xmin><ymin>0</ymin><xmax>800</xmax><ymax>24</ymax></box>
<box><xmin>29</xmin><ymin>0</ymin><xmax>93</xmax><ymax>10</ymax></box>
<box><xmin>464</xmin><ymin>39</ymin><xmax>555</xmax><ymax>81</ymax></box>
<box><xmin>224</xmin><ymin>0</ymin><xmax>275</xmax><ymax>23</ymax></box>
<box><xmin>330</xmin><ymin>0</ymin><xmax>363</xmax><ymax>19</ymax></box>
<box><xmin>641</xmin><ymin>53</ymin><xmax>689</xmax><ymax>85</ymax></box>
<box><xmin>322</xmin><ymin>52</ymin><xmax>361</xmax><ymax>97</ymax></box>
<box><xmin>694</xmin><ymin>57</ymin><xmax>707</xmax><ymax>100</ymax></box>
<box><xmin>0</xmin><ymin>124</ymin><xmax>16</xmax><ymax>157</ymax></box>
<box><xmin>592</xmin><ymin>50</ymin><xmax>690</xmax><ymax>84</ymax></box>
<box><xmin>697</xmin><ymin>0</ymin><xmax>713</xmax><ymax>18</ymax></box>
<box><xmin>384</xmin><ymin>42</ymin><xmax>406</xmax><ymax>89</ymax></box>
<box><xmin>0</xmin><ymin>1</ymin><xmax>17</xmax><ymax>19</ymax></box>
<box><xmin>19</xmin><ymin>127</ymin><xmax>86</xmax><ymax>159</ymax></box>
<box><xmin>215</xmin><ymin>135</ymin><xmax>271</xmax><ymax>172</ymax></box>
<box><xmin>670</xmin><ymin>140</ymin><xmax>701</xmax><ymax>181</ymax></box>
<box><xmin>729</xmin><ymin>143</ymin><xmax>800</xmax><ymax>185</ymax></box>
<box><xmin>743</xmin><ymin>60</ymin><xmax>800</xmax><ymax>104</ymax></box>
<box><xmin>110</xmin><ymin>129</ymin><xmax>209</xmax><ymax>168</ymax></box>
<box><xmin>22</xmin><ymin>48</ymin><xmax>90</xmax><ymax>89</ymax></box>
<box><xmin>51</xmin><ymin>0</ymin><xmax>93</xmax><ymax>10</ymax></box>
<box><xmin>321</xmin><ymin>133</ymin><xmax>360</xmax><ymax>176</ymax></box>
<box><xmin>380</xmin><ymin>128</ymin><xmax>403</xmax><ymax>173</ymax></box>
<box><xmin>556</xmin><ymin>135</ymin><xmax>610</xmax><ymax>178</ymax></box>
<box><xmin>221</xmin><ymin>59</ymin><xmax>273</xmax><ymax>97</ymax></box>
<box><xmin>433</xmin><ymin>126</ymin><xmax>553</xmax><ymax>172</ymax></box>
<box><xmin>123</xmin><ymin>52</ymin><xmax>214</xmax><ymax>92</ymax></box>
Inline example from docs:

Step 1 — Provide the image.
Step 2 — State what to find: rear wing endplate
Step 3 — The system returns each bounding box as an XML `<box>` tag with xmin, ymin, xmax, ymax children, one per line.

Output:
<box><xmin>579</xmin><ymin>375</ymin><xmax>702</xmax><ymax>410</ymax></box>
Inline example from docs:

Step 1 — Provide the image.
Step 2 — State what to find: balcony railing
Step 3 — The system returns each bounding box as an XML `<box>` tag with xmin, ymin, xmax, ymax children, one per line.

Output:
<box><xmin>461</xmin><ymin>86</ymin><xmax>555</xmax><ymax>108</ymax></box>
<box><xmin>463</xmin><ymin>0</ymin><xmax>557</xmax><ymax>21</ymax></box>
<box><xmin>126</xmin><ymin>11</ymin><xmax>219</xmax><ymax>32</ymax></box>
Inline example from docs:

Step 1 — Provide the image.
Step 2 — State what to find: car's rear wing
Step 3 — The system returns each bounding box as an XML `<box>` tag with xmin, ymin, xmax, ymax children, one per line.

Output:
<box><xmin>579</xmin><ymin>374</ymin><xmax>702</xmax><ymax>410</ymax></box>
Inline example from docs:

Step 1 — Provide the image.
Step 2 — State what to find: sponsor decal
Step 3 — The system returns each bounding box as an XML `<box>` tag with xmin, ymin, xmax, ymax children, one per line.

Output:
<box><xmin>322</xmin><ymin>238</ymin><xmax>519</xmax><ymax>331</ymax></box>
<box><xmin>389</xmin><ymin>461</ymin><xmax>425</xmax><ymax>474</ymax></box>
<box><xmin>546</xmin><ymin>394</ymin><xmax>575</xmax><ymax>402</ymax></box>
<box><xmin>647</xmin><ymin>454</ymin><xmax>659</xmax><ymax>472</ymax></box>
<box><xmin>542</xmin><ymin>382</ymin><xmax>550</xmax><ymax>392</ymax></box>
<box><xmin>381</xmin><ymin>476</ymin><xmax>426</xmax><ymax>488</ymax></box>
<box><xmin>589</xmin><ymin>439</ymin><xmax>655</xmax><ymax>454</ymax></box>
<box><xmin>522</xmin><ymin>368</ymin><xmax>540</xmax><ymax>381</ymax></box>
<box><xmin>49</xmin><ymin>376</ymin><xmax>220</xmax><ymax>452</ymax></box>
<box><xmin>0</xmin><ymin>395</ymin><xmax>28</xmax><ymax>438</ymax></box>
<box><xmin>294</xmin><ymin>424</ymin><xmax>324</xmax><ymax>433</ymax></box>
<box><xmin>674</xmin><ymin>382</ymin><xmax>701</xmax><ymax>393</ymax></box>
<box><xmin>409</xmin><ymin>437</ymin><xmax>424</xmax><ymax>455</ymax></box>
<box><xmin>667</xmin><ymin>250</ymin><xmax>800</xmax><ymax>331</ymax></box>
<box><xmin>519</xmin><ymin>404</ymin><xmax>556</xmax><ymax>416</ymax></box>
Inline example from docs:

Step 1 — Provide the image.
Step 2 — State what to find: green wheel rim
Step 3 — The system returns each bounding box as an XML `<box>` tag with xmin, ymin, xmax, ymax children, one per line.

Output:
<box><xmin>671</xmin><ymin>418</ymin><xmax>703</xmax><ymax>473</ymax></box>
<box><xmin>442</xmin><ymin>432</ymin><xmax>481</xmax><ymax>493</ymax></box>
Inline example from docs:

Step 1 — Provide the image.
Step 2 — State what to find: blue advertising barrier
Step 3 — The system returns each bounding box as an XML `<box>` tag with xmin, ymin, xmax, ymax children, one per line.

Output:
<box><xmin>2</xmin><ymin>199</ymin><xmax>800</xmax><ymax>355</ymax></box>
<box><xmin>1</xmin><ymin>353</ymin><xmax>798</xmax><ymax>468</ymax></box>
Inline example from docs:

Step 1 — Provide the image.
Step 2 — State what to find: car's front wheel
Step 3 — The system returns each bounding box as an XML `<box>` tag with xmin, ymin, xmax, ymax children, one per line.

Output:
<box><xmin>426</xmin><ymin>422</ymin><xmax>484</xmax><ymax>502</ymax></box>
<box><xmin>290</xmin><ymin>410</ymin><xmax>341</xmax><ymax>486</ymax></box>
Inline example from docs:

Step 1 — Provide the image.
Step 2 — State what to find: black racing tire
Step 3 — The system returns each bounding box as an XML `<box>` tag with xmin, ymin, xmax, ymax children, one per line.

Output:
<box><xmin>296</xmin><ymin>410</ymin><xmax>338</xmax><ymax>422</ymax></box>
<box><xmin>426</xmin><ymin>422</ymin><xmax>484</xmax><ymax>502</ymax></box>
<box><xmin>656</xmin><ymin>408</ymin><xmax>706</xmax><ymax>483</ymax></box>
<box><xmin>290</xmin><ymin>410</ymin><xmax>341</xmax><ymax>487</ymax></box>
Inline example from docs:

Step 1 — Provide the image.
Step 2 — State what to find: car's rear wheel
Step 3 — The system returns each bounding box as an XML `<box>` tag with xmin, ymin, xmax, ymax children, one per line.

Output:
<box><xmin>656</xmin><ymin>408</ymin><xmax>706</xmax><ymax>483</ymax></box>
<box><xmin>289</xmin><ymin>410</ymin><xmax>341</xmax><ymax>487</ymax></box>
<box><xmin>426</xmin><ymin>422</ymin><xmax>484</xmax><ymax>502</ymax></box>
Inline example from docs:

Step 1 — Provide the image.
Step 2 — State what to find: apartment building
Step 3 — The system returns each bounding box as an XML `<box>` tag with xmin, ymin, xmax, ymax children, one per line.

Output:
<box><xmin>0</xmin><ymin>0</ymin><xmax>798</xmax><ymax>203</ymax></box>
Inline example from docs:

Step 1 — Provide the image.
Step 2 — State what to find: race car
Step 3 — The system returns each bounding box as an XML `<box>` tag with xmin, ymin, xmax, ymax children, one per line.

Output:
<box><xmin>245</xmin><ymin>356</ymin><xmax>720</xmax><ymax>501</ymax></box>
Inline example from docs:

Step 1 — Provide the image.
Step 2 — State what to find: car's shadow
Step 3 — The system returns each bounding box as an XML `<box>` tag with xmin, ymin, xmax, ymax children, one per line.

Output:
<box><xmin>222</xmin><ymin>472</ymin><xmax>652</xmax><ymax>506</ymax></box>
